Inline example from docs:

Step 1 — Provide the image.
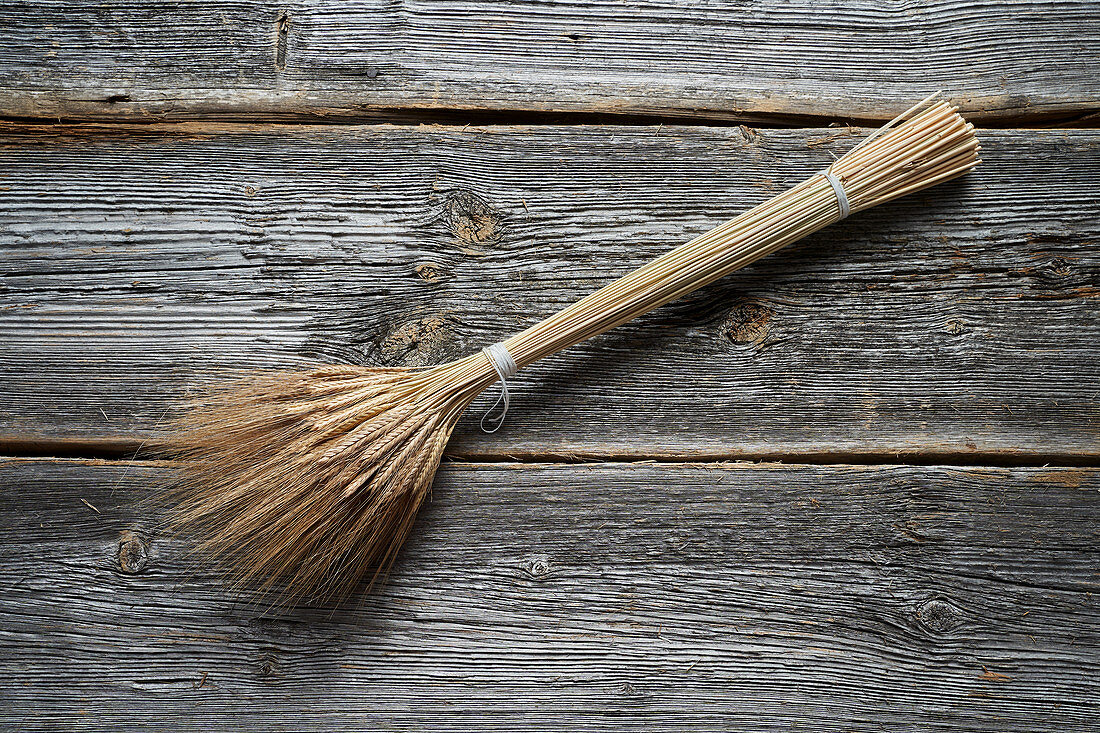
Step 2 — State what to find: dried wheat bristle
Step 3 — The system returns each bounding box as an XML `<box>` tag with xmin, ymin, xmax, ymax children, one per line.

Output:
<box><xmin>165</xmin><ymin>357</ymin><xmax>495</xmax><ymax>605</ymax></box>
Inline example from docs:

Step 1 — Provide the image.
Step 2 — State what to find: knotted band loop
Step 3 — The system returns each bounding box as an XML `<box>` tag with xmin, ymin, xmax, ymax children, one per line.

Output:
<box><xmin>820</xmin><ymin>170</ymin><xmax>850</xmax><ymax>221</ymax></box>
<box><xmin>480</xmin><ymin>342</ymin><xmax>518</xmax><ymax>433</ymax></box>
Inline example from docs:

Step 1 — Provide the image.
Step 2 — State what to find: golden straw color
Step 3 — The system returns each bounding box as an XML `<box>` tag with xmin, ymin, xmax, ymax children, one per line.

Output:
<box><xmin>165</xmin><ymin>94</ymin><xmax>980</xmax><ymax>605</ymax></box>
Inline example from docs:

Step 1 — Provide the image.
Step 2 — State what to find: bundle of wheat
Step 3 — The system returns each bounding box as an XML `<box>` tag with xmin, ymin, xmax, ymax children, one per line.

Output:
<box><xmin>165</xmin><ymin>94</ymin><xmax>980</xmax><ymax>604</ymax></box>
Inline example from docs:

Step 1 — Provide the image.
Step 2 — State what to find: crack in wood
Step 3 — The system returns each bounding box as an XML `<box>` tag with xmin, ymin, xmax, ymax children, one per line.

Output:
<box><xmin>275</xmin><ymin>10</ymin><xmax>289</xmax><ymax>72</ymax></box>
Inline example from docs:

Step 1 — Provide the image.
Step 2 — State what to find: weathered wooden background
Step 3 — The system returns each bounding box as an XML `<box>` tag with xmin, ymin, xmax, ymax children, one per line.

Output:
<box><xmin>1</xmin><ymin>2</ymin><xmax>1098</xmax><ymax>731</ymax></box>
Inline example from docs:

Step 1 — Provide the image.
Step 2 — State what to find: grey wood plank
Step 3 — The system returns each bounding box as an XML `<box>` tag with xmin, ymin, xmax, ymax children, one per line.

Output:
<box><xmin>1</xmin><ymin>124</ymin><xmax>1097</xmax><ymax>459</ymax></box>
<box><xmin>0</xmin><ymin>458</ymin><xmax>1097</xmax><ymax>731</ymax></box>
<box><xmin>0</xmin><ymin>1</ymin><xmax>1097</xmax><ymax>123</ymax></box>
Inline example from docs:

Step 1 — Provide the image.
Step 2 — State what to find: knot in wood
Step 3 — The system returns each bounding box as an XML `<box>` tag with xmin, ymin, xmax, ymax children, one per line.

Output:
<box><xmin>1047</xmin><ymin>257</ymin><xmax>1074</xmax><ymax>278</ymax></box>
<box><xmin>944</xmin><ymin>318</ymin><xmax>969</xmax><ymax>336</ymax></box>
<box><xmin>915</xmin><ymin>597</ymin><xmax>965</xmax><ymax>634</ymax></box>
<box><xmin>414</xmin><ymin>261</ymin><xmax>445</xmax><ymax>284</ymax></box>
<box><xmin>378</xmin><ymin>316</ymin><xmax>457</xmax><ymax>367</ymax></box>
<box><xmin>444</xmin><ymin>190</ymin><xmax>502</xmax><ymax>245</ymax></box>
<box><xmin>523</xmin><ymin>555</ymin><xmax>552</xmax><ymax>579</ymax></box>
<box><xmin>257</xmin><ymin>654</ymin><xmax>279</xmax><ymax>680</ymax></box>
<box><xmin>721</xmin><ymin>300</ymin><xmax>773</xmax><ymax>347</ymax></box>
<box><xmin>117</xmin><ymin>530</ymin><xmax>149</xmax><ymax>574</ymax></box>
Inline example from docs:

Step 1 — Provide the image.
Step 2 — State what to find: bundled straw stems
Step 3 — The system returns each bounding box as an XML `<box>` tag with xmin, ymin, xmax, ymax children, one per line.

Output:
<box><xmin>166</xmin><ymin>94</ymin><xmax>979</xmax><ymax>604</ymax></box>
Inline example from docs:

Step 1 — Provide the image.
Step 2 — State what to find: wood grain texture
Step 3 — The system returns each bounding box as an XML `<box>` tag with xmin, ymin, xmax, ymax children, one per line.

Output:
<box><xmin>0</xmin><ymin>1</ymin><xmax>1097</xmax><ymax>123</ymax></box>
<box><xmin>1</xmin><ymin>458</ymin><xmax>1097</xmax><ymax>731</ymax></box>
<box><xmin>1</xmin><ymin>124</ymin><xmax>1097</xmax><ymax>459</ymax></box>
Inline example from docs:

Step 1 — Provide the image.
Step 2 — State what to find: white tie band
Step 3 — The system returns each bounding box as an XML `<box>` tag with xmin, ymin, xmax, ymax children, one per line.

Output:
<box><xmin>480</xmin><ymin>342</ymin><xmax>519</xmax><ymax>433</ymax></box>
<box><xmin>821</xmin><ymin>170</ymin><xmax>850</xmax><ymax>221</ymax></box>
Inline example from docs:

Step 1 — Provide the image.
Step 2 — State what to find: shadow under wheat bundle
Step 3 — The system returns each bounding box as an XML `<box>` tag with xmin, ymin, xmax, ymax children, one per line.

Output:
<box><xmin>165</xmin><ymin>94</ymin><xmax>980</xmax><ymax>604</ymax></box>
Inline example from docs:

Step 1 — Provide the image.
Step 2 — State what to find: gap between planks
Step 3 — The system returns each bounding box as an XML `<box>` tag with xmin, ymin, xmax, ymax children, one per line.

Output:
<box><xmin>1</xmin><ymin>105</ymin><xmax>1099</xmax><ymax>131</ymax></box>
<box><xmin>1</xmin><ymin>439</ymin><xmax>1098</xmax><ymax>470</ymax></box>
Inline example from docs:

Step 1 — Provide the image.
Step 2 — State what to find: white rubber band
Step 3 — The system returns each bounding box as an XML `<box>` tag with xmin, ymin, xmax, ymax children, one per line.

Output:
<box><xmin>480</xmin><ymin>342</ymin><xmax>518</xmax><ymax>433</ymax></box>
<box><xmin>821</xmin><ymin>170</ymin><xmax>850</xmax><ymax>221</ymax></box>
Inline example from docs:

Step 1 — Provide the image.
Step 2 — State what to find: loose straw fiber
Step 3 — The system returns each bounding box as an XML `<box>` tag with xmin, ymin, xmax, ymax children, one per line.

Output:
<box><xmin>166</xmin><ymin>94</ymin><xmax>980</xmax><ymax>604</ymax></box>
